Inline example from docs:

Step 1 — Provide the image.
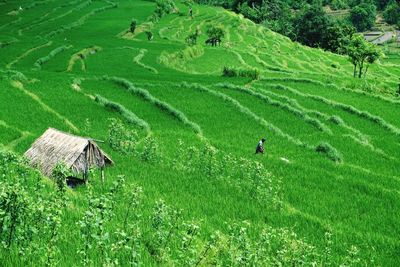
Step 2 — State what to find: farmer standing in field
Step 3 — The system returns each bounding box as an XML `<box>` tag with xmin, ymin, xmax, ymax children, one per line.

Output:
<box><xmin>255</xmin><ymin>138</ymin><xmax>266</xmax><ymax>154</ymax></box>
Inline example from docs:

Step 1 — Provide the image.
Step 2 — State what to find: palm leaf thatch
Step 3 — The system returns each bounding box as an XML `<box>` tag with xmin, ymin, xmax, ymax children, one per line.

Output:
<box><xmin>25</xmin><ymin>128</ymin><xmax>113</xmax><ymax>176</ymax></box>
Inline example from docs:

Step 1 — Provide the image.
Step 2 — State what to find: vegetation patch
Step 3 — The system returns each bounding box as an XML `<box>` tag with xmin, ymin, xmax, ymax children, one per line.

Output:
<box><xmin>34</xmin><ymin>45</ymin><xmax>72</xmax><ymax>70</ymax></box>
<box><xmin>315</xmin><ymin>142</ymin><xmax>343</xmax><ymax>163</ymax></box>
<box><xmin>102</xmin><ymin>76</ymin><xmax>203</xmax><ymax>136</ymax></box>
<box><xmin>222</xmin><ymin>66</ymin><xmax>260</xmax><ymax>80</ymax></box>
<box><xmin>158</xmin><ymin>45</ymin><xmax>204</xmax><ymax>73</ymax></box>
<box><xmin>67</xmin><ymin>46</ymin><xmax>102</xmax><ymax>72</ymax></box>
<box><xmin>95</xmin><ymin>94</ymin><xmax>151</xmax><ymax>133</ymax></box>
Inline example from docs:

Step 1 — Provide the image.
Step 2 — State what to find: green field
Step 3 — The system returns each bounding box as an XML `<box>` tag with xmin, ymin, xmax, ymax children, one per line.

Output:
<box><xmin>1</xmin><ymin>0</ymin><xmax>400</xmax><ymax>266</ymax></box>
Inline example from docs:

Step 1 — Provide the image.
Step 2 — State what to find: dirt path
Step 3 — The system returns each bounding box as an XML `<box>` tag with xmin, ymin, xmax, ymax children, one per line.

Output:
<box><xmin>6</xmin><ymin>41</ymin><xmax>52</xmax><ymax>69</ymax></box>
<box><xmin>67</xmin><ymin>46</ymin><xmax>101</xmax><ymax>72</ymax></box>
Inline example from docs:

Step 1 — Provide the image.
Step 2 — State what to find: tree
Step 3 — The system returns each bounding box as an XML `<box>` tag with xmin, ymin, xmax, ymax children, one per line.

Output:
<box><xmin>261</xmin><ymin>0</ymin><xmax>293</xmax><ymax>36</ymax></box>
<box><xmin>343</xmin><ymin>34</ymin><xmax>382</xmax><ymax>78</ymax></box>
<box><xmin>292</xmin><ymin>4</ymin><xmax>331</xmax><ymax>48</ymax></box>
<box><xmin>383</xmin><ymin>1</ymin><xmax>400</xmax><ymax>25</ymax></box>
<box><xmin>205</xmin><ymin>25</ymin><xmax>225</xmax><ymax>46</ymax></box>
<box><xmin>322</xmin><ymin>21</ymin><xmax>355</xmax><ymax>53</ymax></box>
<box><xmin>130</xmin><ymin>20</ymin><xmax>137</xmax><ymax>33</ymax></box>
<box><xmin>350</xmin><ymin>3</ymin><xmax>376</xmax><ymax>31</ymax></box>
<box><xmin>186</xmin><ymin>29</ymin><xmax>200</xmax><ymax>46</ymax></box>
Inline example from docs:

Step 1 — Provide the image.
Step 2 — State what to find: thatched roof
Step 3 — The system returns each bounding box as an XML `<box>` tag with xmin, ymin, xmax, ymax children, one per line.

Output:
<box><xmin>25</xmin><ymin>128</ymin><xmax>113</xmax><ymax>176</ymax></box>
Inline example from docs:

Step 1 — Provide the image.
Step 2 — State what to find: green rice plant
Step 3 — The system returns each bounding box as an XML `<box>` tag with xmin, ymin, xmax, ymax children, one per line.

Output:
<box><xmin>272</xmin><ymin>84</ymin><xmax>400</xmax><ymax>136</ymax></box>
<box><xmin>133</xmin><ymin>49</ymin><xmax>158</xmax><ymax>74</ymax></box>
<box><xmin>44</xmin><ymin>1</ymin><xmax>118</xmax><ymax>38</ymax></box>
<box><xmin>1</xmin><ymin>69</ymin><xmax>28</xmax><ymax>82</ymax></box>
<box><xmin>33</xmin><ymin>45</ymin><xmax>72</xmax><ymax>70</ymax></box>
<box><xmin>95</xmin><ymin>94</ymin><xmax>151</xmax><ymax>133</ymax></box>
<box><xmin>315</xmin><ymin>142</ymin><xmax>343</xmax><ymax>163</ymax></box>
<box><xmin>158</xmin><ymin>45</ymin><xmax>204</xmax><ymax>73</ymax></box>
<box><xmin>179</xmin><ymin>82</ymin><xmax>311</xmax><ymax>149</ymax></box>
<box><xmin>218</xmin><ymin>83</ymin><xmax>332</xmax><ymax>134</ymax></box>
<box><xmin>256</xmin><ymin>87</ymin><xmax>373</xmax><ymax>146</ymax></box>
<box><xmin>103</xmin><ymin>76</ymin><xmax>203</xmax><ymax>136</ymax></box>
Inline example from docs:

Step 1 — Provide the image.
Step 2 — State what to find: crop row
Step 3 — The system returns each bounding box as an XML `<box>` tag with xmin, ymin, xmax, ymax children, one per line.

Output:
<box><xmin>271</xmin><ymin>84</ymin><xmax>400</xmax><ymax>136</ymax></box>
<box><xmin>217</xmin><ymin>83</ymin><xmax>332</xmax><ymax>134</ymax></box>
<box><xmin>101</xmin><ymin>76</ymin><xmax>203</xmax><ymax>136</ymax></box>
<box><xmin>94</xmin><ymin>94</ymin><xmax>151</xmax><ymax>133</ymax></box>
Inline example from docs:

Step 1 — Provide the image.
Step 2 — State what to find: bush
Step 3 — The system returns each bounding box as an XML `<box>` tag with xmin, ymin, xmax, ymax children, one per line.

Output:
<box><xmin>130</xmin><ymin>19</ymin><xmax>137</xmax><ymax>33</ymax></box>
<box><xmin>140</xmin><ymin>136</ymin><xmax>160</xmax><ymax>162</ymax></box>
<box><xmin>222</xmin><ymin>66</ymin><xmax>260</xmax><ymax>80</ymax></box>
<box><xmin>350</xmin><ymin>3</ymin><xmax>376</xmax><ymax>31</ymax></box>
<box><xmin>108</xmin><ymin>118</ymin><xmax>138</xmax><ymax>155</ymax></box>
<box><xmin>151</xmin><ymin>0</ymin><xmax>177</xmax><ymax>22</ymax></box>
<box><xmin>315</xmin><ymin>142</ymin><xmax>343</xmax><ymax>163</ymax></box>
<box><xmin>205</xmin><ymin>25</ymin><xmax>225</xmax><ymax>46</ymax></box>
<box><xmin>383</xmin><ymin>2</ymin><xmax>400</xmax><ymax>25</ymax></box>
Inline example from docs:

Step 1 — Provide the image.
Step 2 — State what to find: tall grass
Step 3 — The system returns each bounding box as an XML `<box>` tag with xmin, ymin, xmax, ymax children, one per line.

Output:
<box><xmin>179</xmin><ymin>82</ymin><xmax>312</xmax><ymax>149</ymax></box>
<box><xmin>94</xmin><ymin>94</ymin><xmax>151</xmax><ymax>133</ymax></box>
<box><xmin>217</xmin><ymin>83</ymin><xmax>332</xmax><ymax>134</ymax></box>
<box><xmin>44</xmin><ymin>1</ymin><xmax>118</xmax><ymax>38</ymax></box>
<box><xmin>33</xmin><ymin>45</ymin><xmax>72</xmax><ymax>70</ymax></box>
<box><xmin>133</xmin><ymin>49</ymin><xmax>158</xmax><ymax>74</ymax></box>
<box><xmin>272</xmin><ymin>84</ymin><xmax>400</xmax><ymax>136</ymax></box>
<box><xmin>315</xmin><ymin>142</ymin><xmax>343</xmax><ymax>163</ymax></box>
<box><xmin>257</xmin><ymin>86</ymin><xmax>392</xmax><ymax>157</ymax></box>
<box><xmin>262</xmin><ymin>76</ymin><xmax>400</xmax><ymax>105</ymax></box>
<box><xmin>102</xmin><ymin>76</ymin><xmax>203</xmax><ymax>136</ymax></box>
<box><xmin>158</xmin><ymin>45</ymin><xmax>204</xmax><ymax>73</ymax></box>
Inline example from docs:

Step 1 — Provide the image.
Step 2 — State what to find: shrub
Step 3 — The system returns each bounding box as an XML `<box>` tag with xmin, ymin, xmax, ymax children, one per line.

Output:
<box><xmin>383</xmin><ymin>2</ymin><xmax>400</xmax><ymax>25</ymax></box>
<box><xmin>51</xmin><ymin>162</ymin><xmax>71</xmax><ymax>198</ymax></box>
<box><xmin>130</xmin><ymin>19</ymin><xmax>137</xmax><ymax>33</ymax></box>
<box><xmin>222</xmin><ymin>66</ymin><xmax>260</xmax><ymax>80</ymax></box>
<box><xmin>108</xmin><ymin>118</ymin><xmax>138</xmax><ymax>155</ymax></box>
<box><xmin>205</xmin><ymin>25</ymin><xmax>225</xmax><ymax>46</ymax></box>
<box><xmin>33</xmin><ymin>45</ymin><xmax>71</xmax><ymax>69</ymax></box>
<box><xmin>104</xmin><ymin>76</ymin><xmax>202</xmax><ymax>135</ymax></box>
<box><xmin>141</xmin><ymin>136</ymin><xmax>160</xmax><ymax>162</ymax></box>
<box><xmin>315</xmin><ymin>142</ymin><xmax>343</xmax><ymax>163</ymax></box>
<box><xmin>185</xmin><ymin>29</ymin><xmax>200</xmax><ymax>46</ymax></box>
<box><xmin>151</xmin><ymin>0</ymin><xmax>177</xmax><ymax>22</ymax></box>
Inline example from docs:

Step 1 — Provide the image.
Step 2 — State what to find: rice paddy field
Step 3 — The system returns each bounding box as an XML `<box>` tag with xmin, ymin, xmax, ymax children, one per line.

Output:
<box><xmin>1</xmin><ymin>0</ymin><xmax>400</xmax><ymax>266</ymax></box>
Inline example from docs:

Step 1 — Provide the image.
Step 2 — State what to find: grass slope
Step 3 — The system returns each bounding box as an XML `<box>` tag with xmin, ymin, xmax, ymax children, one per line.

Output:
<box><xmin>0</xmin><ymin>0</ymin><xmax>399</xmax><ymax>266</ymax></box>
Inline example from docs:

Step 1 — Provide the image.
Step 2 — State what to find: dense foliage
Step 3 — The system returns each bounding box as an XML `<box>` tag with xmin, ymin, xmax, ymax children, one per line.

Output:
<box><xmin>349</xmin><ymin>2</ymin><xmax>376</xmax><ymax>31</ymax></box>
<box><xmin>383</xmin><ymin>1</ymin><xmax>400</xmax><ymax>26</ymax></box>
<box><xmin>0</xmin><ymin>145</ymin><xmax>365</xmax><ymax>266</ymax></box>
<box><xmin>196</xmin><ymin>0</ymin><xmax>398</xmax><ymax>53</ymax></box>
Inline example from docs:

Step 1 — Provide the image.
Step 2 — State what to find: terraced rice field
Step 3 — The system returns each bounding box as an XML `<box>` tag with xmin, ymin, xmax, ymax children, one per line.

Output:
<box><xmin>0</xmin><ymin>0</ymin><xmax>400</xmax><ymax>266</ymax></box>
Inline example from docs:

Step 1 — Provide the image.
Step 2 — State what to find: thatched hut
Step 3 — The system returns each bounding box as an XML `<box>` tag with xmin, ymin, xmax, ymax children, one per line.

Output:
<box><xmin>25</xmin><ymin>128</ymin><xmax>113</xmax><ymax>181</ymax></box>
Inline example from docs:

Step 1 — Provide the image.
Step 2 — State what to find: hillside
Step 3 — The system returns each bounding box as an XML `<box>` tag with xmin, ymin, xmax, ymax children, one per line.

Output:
<box><xmin>0</xmin><ymin>0</ymin><xmax>400</xmax><ymax>266</ymax></box>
